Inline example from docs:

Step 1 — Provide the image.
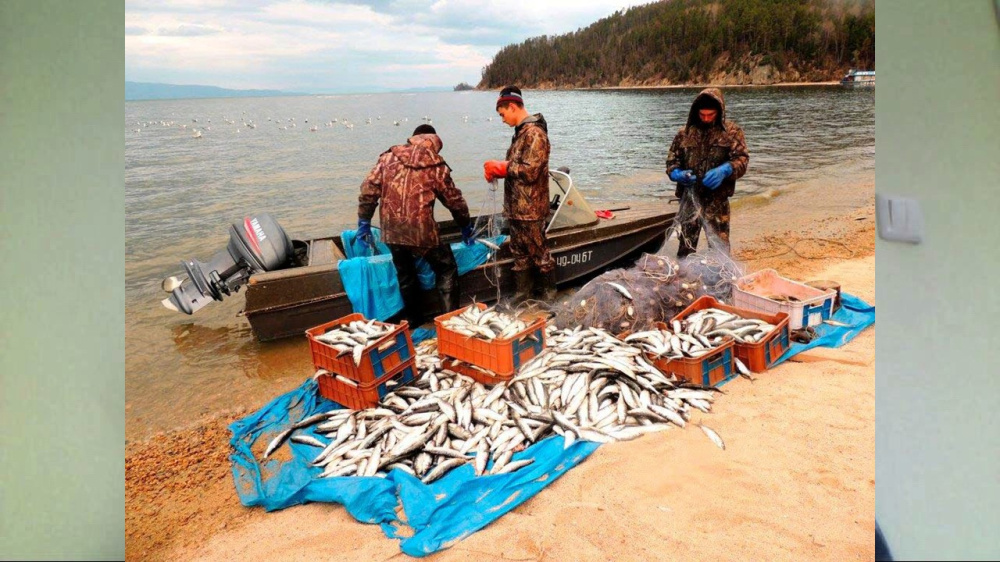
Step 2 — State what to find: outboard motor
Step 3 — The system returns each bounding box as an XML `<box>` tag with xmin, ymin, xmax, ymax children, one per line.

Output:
<box><xmin>161</xmin><ymin>213</ymin><xmax>293</xmax><ymax>315</ymax></box>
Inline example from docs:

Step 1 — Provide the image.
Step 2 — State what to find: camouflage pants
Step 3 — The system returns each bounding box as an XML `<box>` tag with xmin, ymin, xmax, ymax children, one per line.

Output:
<box><xmin>509</xmin><ymin>219</ymin><xmax>555</xmax><ymax>273</ymax></box>
<box><xmin>677</xmin><ymin>194</ymin><xmax>731</xmax><ymax>258</ymax></box>
<box><xmin>388</xmin><ymin>243</ymin><xmax>458</xmax><ymax>324</ymax></box>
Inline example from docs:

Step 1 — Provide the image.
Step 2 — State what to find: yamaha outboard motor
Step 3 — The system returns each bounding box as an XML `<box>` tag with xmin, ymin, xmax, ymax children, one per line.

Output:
<box><xmin>161</xmin><ymin>213</ymin><xmax>293</xmax><ymax>315</ymax></box>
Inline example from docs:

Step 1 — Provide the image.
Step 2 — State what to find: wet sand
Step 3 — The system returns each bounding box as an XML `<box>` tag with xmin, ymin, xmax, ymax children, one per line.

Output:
<box><xmin>126</xmin><ymin>177</ymin><xmax>875</xmax><ymax>560</ymax></box>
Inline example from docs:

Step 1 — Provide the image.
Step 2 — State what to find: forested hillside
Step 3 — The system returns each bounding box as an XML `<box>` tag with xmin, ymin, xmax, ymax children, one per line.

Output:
<box><xmin>479</xmin><ymin>0</ymin><xmax>874</xmax><ymax>89</ymax></box>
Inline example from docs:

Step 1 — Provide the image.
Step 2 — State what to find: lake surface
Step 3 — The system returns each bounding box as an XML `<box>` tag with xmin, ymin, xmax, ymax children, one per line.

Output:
<box><xmin>125</xmin><ymin>86</ymin><xmax>874</xmax><ymax>440</ymax></box>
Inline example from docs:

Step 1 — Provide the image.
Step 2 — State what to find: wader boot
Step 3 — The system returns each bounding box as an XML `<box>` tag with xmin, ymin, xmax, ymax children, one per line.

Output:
<box><xmin>538</xmin><ymin>269</ymin><xmax>558</xmax><ymax>301</ymax></box>
<box><xmin>513</xmin><ymin>269</ymin><xmax>533</xmax><ymax>304</ymax></box>
<box><xmin>438</xmin><ymin>279</ymin><xmax>459</xmax><ymax>315</ymax></box>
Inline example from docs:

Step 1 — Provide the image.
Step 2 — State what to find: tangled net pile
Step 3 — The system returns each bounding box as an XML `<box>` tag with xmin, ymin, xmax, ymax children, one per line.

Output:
<box><xmin>551</xmin><ymin>246</ymin><xmax>745</xmax><ymax>334</ymax></box>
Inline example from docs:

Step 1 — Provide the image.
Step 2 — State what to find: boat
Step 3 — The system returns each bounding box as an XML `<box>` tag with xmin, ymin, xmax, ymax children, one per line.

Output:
<box><xmin>840</xmin><ymin>69</ymin><xmax>875</xmax><ymax>88</ymax></box>
<box><xmin>161</xmin><ymin>169</ymin><xmax>676</xmax><ymax>342</ymax></box>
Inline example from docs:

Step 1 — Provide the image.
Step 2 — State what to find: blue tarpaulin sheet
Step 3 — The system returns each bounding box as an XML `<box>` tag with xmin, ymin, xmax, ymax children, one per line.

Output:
<box><xmin>338</xmin><ymin>227</ymin><xmax>506</xmax><ymax>320</ymax></box>
<box><xmin>230</xmin><ymin>293</ymin><xmax>874</xmax><ymax>556</ymax></box>
<box><xmin>771</xmin><ymin>292</ymin><xmax>875</xmax><ymax>367</ymax></box>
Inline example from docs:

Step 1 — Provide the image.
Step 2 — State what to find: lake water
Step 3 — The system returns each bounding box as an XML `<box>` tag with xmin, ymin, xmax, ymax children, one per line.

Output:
<box><xmin>125</xmin><ymin>86</ymin><xmax>874</xmax><ymax>440</ymax></box>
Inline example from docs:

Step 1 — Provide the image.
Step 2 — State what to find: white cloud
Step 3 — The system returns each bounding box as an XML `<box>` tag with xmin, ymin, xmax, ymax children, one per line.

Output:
<box><xmin>125</xmin><ymin>0</ymin><xmax>653</xmax><ymax>92</ymax></box>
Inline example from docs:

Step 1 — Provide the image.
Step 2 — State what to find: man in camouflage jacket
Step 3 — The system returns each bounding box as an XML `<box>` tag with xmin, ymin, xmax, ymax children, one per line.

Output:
<box><xmin>357</xmin><ymin>124</ymin><xmax>473</xmax><ymax>326</ymax></box>
<box><xmin>483</xmin><ymin>86</ymin><xmax>557</xmax><ymax>303</ymax></box>
<box><xmin>666</xmin><ymin>88</ymin><xmax>749</xmax><ymax>259</ymax></box>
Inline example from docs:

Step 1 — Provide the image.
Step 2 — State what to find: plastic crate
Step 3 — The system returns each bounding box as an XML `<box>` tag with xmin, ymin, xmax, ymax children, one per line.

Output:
<box><xmin>316</xmin><ymin>358</ymin><xmax>417</xmax><ymax>410</ymax></box>
<box><xmin>671</xmin><ymin>295</ymin><xmax>791</xmax><ymax>373</ymax></box>
<box><xmin>440</xmin><ymin>357</ymin><xmax>514</xmax><ymax>386</ymax></box>
<box><xmin>435</xmin><ymin>303</ymin><xmax>546</xmax><ymax>377</ymax></box>
<box><xmin>649</xmin><ymin>322</ymin><xmax>735</xmax><ymax>387</ymax></box>
<box><xmin>305</xmin><ymin>313</ymin><xmax>414</xmax><ymax>385</ymax></box>
<box><xmin>733</xmin><ymin>269</ymin><xmax>837</xmax><ymax>330</ymax></box>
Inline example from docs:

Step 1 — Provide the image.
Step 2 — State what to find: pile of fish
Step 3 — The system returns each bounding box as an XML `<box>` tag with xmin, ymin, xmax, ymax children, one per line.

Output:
<box><xmin>313</xmin><ymin>319</ymin><xmax>396</xmax><ymax>366</ymax></box>
<box><xmin>263</xmin><ymin>324</ymin><xmax>727</xmax><ymax>484</ymax></box>
<box><xmin>440</xmin><ymin>304</ymin><xmax>531</xmax><ymax>341</ymax></box>
<box><xmin>679</xmin><ymin>307</ymin><xmax>778</xmax><ymax>345</ymax></box>
<box><xmin>624</xmin><ymin>325</ymin><xmax>727</xmax><ymax>361</ymax></box>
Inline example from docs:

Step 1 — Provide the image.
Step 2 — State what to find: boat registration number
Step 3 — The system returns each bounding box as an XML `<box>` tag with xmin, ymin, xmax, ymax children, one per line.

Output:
<box><xmin>556</xmin><ymin>250</ymin><xmax>593</xmax><ymax>267</ymax></box>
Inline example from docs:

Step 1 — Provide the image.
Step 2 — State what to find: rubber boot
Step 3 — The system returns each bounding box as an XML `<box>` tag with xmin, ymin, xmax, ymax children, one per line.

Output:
<box><xmin>439</xmin><ymin>287</ymin><xmax>459</xmax><ymax>315</ymax></box>
<box><xmin>513</xmin><ymin>269</ymin><xmax>533</xmax><ymax>304</ymax></box>
<box><xmin>539</xmin><ymin>268</ymin><xmax>558</xmax><ymax>301</ymax></box>
<box><xmin>402</xmin><ymin>289</ymin><xmax>424</xmax><ymax>329</ymax></box>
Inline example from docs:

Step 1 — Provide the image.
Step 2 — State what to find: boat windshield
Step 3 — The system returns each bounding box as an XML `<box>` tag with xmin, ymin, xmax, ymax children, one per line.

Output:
<box><xmin>547</xmin><ymin>169</ymin><xmax>598</xmax><ymax>232</ymax></box>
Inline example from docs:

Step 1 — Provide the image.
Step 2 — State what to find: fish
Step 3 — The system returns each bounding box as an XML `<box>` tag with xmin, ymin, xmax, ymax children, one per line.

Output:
<box><xmin>263</xmin><ymin>427</ymin><xmax>293</xmax><ymax>458</ymax></box>
<box><xmin>697</xmin><ymin>423</ymin><xmax>725</xmax><ymax>450</ymax></box>
<box><xmin>605</xmin><ymin>282</ymin><xmax>634</xmax><ymax>301</ymax></box>
<box><xmin>273</xmin><ymin>322</ymin><xmax>734</xmax><ymax>483</ymax></box>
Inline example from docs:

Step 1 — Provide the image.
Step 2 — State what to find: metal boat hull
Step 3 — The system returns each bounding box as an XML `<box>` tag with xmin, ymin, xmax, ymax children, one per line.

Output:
<box><xmin>243</xmin><ymin>205</ymin><xmax>675</xmax><ymax>341</ymax></box>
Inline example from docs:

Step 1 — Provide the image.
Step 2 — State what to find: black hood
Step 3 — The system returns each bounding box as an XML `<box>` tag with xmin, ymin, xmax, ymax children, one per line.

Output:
<box><xmin>686</xmin><ymin>88</ymin><xmax>726</xmax><ymax>130</ymax></box>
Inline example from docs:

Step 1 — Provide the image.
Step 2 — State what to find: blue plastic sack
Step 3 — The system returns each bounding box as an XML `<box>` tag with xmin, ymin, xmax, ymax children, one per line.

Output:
<box><xmin>338</xmin><ymin>254</ymin><xmax>405</xmax><ymax>321</ymax></box>
<box><xmin>338</xmin><ymin>230</ymin><xmax>507</xmax><ymax>318</ymax></box>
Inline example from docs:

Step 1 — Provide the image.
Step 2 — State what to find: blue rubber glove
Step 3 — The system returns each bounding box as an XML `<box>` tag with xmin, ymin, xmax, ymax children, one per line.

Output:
<box><xmin>702</xmin><ymin>162</ymin><xmax>733</xmax><ymax>190</ymax></box>
<box><xmin>668</xmin><ymin>168</ymin><xmax>697</xmax><ymax>186</ymax></box>
<box><xmin>356</xmin><ymin>219</ymin><xmax>374</xmax><ymax>249</ymax></box>
<box><xmin>461</xmin><ymin>224</ymin><xmax>475</xmax><ymax>246</ymax></box>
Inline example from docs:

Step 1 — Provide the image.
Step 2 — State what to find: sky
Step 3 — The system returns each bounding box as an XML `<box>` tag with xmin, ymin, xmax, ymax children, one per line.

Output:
<box><xmin>125</xmin><ymin>0</ymin><xmax>653</xmax><ymax>94</ymax></box>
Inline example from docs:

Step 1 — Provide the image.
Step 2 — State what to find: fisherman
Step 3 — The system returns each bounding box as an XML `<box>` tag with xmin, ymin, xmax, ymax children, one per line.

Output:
<box><xmin>356</xmin><ymin>124</ymin><xmax>475</xmax><ymax>327</ymax></box>
<box><xmin>665</xmin><ymin>88</ymin><xmax>749</xmax><ymax>259</ymax></box>
<box><xmin>482</xmin><ymin>86</ymin><xmax>556</xmax><ymax>303</ymax></box>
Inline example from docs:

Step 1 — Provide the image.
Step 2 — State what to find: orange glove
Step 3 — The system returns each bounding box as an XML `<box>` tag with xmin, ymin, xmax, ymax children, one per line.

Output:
<box><xmin>483</xmin><ymin>160</ymin><xmax>508</xmax><ymax>182</ymax></box>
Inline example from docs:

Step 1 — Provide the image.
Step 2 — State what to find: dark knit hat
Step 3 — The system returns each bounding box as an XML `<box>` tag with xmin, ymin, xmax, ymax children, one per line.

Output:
<box><xmin>412</xmin><ymin>124</ymin><xmax>436</xmax><ymax>136</ymax></box>
<box><xmin>496</xmin><ymin>86</ymin><xmax>524</xmax><ymax>108</ymax></box>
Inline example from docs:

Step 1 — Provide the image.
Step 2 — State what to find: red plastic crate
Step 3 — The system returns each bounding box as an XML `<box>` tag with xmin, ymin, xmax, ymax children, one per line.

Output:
<box><xmin>671</xmin><ymin>295</ymin><xmax>791</xmax><ymax>373</ymax></box>
<box><xmin>440</xmin><ymin>357</ymin><xmax>514</xmax><ymax>386</ymax></box>
<box><xmin>316</xmin><ymin>358</ymin><xmax>417</xmax><ymax>409</ymax></box>
<box><xmin>647</xmin><ymin>321</ymin><xmax>735</xmax><ymax>388</ymax></box>
<box><xmin>434</xmin><ymin>303</ymin><xmax>546</xmax><ymax>377</ymax></box>
<box><xmin>305</xmin><ymin>313</ymin><xmax>414</xmax><ymax>386</ymax></box>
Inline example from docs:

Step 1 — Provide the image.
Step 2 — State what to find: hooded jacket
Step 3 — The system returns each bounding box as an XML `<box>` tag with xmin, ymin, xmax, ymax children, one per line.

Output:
<box><xmin>665</xmin><ymin>88</ymin><xmax>749</xmax><ymax>199</ymax></box>
<box><xmin>503</xmin><ymin>113</ymin><xmax>551</xmax><ymax>221</ymax></box>
<box><xmin>358</xmin><ymin>133</ymin><xmax>471</xmax><ymax>249</ymax></box>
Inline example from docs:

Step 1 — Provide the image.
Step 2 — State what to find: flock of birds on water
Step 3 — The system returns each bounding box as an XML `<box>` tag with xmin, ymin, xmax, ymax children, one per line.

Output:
<box><xmin>130</xmin><ymin>111</ymin><xmax>494</xmax><ymax>139</ymax></box>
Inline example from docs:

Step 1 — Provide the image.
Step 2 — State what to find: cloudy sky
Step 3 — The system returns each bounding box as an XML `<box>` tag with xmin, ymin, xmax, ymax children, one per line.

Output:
<box><xmin>125</xmin><ymin>0</ymin><xmax>652</xmax><ymax>93</ymax></box>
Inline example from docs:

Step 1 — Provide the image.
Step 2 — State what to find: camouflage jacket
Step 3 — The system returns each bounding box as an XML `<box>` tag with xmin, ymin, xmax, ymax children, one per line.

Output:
<box><xmin>503</xmin><ymin>114</ymin><xmax>551</xmax><ymax>221</ymax></box>
<box><xmin>358</xmin><ymin>133</ymin><xmax>471</xmax><ymax>249</ymax></box>
<box><xmin>665</xmin><ymin>88</ymin><xmax>749</xmax><ymax>199</ymax></box>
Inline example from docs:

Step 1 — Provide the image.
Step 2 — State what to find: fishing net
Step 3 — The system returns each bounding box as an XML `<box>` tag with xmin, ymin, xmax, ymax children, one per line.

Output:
<box><xmin>551</xmin><ymin>191</ymin><xmax>745</xmax><ymax>334</ymax></box>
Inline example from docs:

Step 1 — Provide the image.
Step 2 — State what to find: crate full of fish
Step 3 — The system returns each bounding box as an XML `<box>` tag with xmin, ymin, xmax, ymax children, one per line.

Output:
<box><xmin>435</xmin><ymin>303</ymin><xmax>546</xmax><ymax>377</ymax></box>
<box><xmin>305</xmin><ymin>313</ymin><xmax>415</xmax><ymax>385</ymax></box>
<box><xmin>315</xmin><ymin>358</ymin><xmax>417</xmax><ymax>410</ymax></box>
<box><xmin>623</xmin><ymin>321</ymin><xmax>736</xmax><ymax>388</ymax></box>
<box><xmin>672</xmin><ymin>295</ymin><xmax>791</xmax><ymax>373</ymax></box>
<box><xmin>733</xmin><ymin>268</ymin><xmax>836</xmax><ymax>330</ymax></box>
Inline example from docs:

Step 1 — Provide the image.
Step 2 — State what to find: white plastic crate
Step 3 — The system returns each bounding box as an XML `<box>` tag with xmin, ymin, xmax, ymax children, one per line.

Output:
<box><xmin>733</xmin><ymin>269</ymin><xmax>837</xmax><ymax>330</ymax></box>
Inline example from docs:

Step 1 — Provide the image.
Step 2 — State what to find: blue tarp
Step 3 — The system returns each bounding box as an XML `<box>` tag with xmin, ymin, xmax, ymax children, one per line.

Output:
<box><xmin>229</xmin><ymin>380</ymin><xmax>598</xmax><ymax>556</ymax></box>
<box><xmin>338</xmin><ymin>227</ymin><xmax>506</xmax><ymax>321</ymax></box>
<box><xmin>230</xmin><ymin>293</ymin><xmax>875</xmax><ymax>556</ymax></box>
<box><xmin>771</xmin><ymin>292</ymin><xmax>875</xmax><ymax>367</ymax></box>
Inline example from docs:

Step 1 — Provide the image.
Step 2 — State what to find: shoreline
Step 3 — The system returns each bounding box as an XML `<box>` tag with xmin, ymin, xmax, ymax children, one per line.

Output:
<box><xmin>126</xmin><ymin>175</ymin><xmax>875</xmax><ymax>560</ymax></box>
<box><xmin>479</xmin><ymin>81</ymin><xmax>842</xmax><ymax>92</ymax></box>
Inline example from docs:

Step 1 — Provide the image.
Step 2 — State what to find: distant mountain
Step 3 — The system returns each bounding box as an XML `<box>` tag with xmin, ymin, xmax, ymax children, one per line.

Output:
<box><xmin>125</xmin><ymin>81</ymin><xmax>309</xmax><ymax>101</ymax></box>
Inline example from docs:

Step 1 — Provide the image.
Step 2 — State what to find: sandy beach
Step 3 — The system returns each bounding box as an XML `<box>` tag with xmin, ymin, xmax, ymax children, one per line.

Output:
<box><xmin>126</xmin><ymin>176</ymin><xmax>875</xmax><ymax>561</ymax></box>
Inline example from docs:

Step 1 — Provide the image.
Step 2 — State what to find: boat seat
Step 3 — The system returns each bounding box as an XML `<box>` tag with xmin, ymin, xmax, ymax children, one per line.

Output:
<box><xmin>308</xmin><ymin>239</ymin><xmax>346</xmax><ymax>266</ymax></box>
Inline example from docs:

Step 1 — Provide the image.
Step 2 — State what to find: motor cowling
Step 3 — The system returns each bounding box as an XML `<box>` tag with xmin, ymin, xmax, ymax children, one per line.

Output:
<box><xmin>161</xmin><ymin>213</ymin><xmax>293</xmax><ymax>315</ymax></box>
